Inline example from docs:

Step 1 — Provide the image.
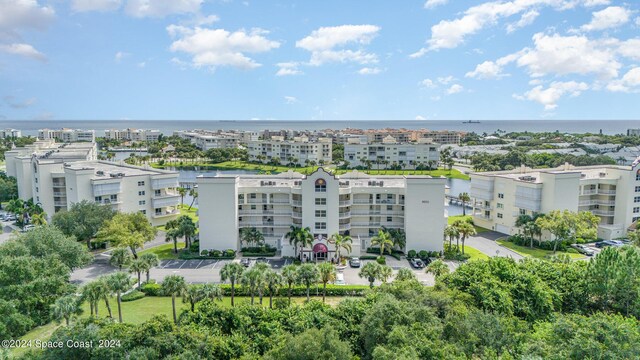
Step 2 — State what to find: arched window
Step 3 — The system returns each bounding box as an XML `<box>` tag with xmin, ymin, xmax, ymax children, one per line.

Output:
<box><xmin>315</xmin><ymin>178</ymin><xmax>326</xmax><ymax>192</ymax></box>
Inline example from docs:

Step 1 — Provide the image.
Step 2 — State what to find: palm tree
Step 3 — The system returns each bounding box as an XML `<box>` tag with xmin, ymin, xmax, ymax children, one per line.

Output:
<box><xmin>30</xmin><ymin>213</ymin><xmax>47</xmax><ymax>225</ymax></box>
<box><xmin>175</xmin><ymin>215</ymin><xmax>197</xmax><ymax>249</ymax></box>
<box><xmin>371</xmin><ymin>230</ymin><xmax>393</xmax><ymax>255</ymax></box>
<box><xmin>628</xmin><ymin>229</ymin><xmax>640</xmax><ymax>247</ymax></box>
<box><xmin>378</xmin><ymin>265</ymin><xmax>393</xmax><ymax>283</ymax></box>
<box><xmin>177</xmin><ymin>187</ymin><xmax>187</xmax><ymax>206</ymax></box>
<box><xmin>455</xmin><ymin>221</ymin><xmax>477</xmax><ymax>255</ymax></box>
<box><xmin>297</xmin><ymin>263</ymin><xmax>319</xmax><ymax>301</ymax></box>
<box><xmin>298</xmin><ymin>227</ymin><xmax>314</xmax><ymax>260</ymax></box>
<box><xmin>182</xmin><ymin>284</ymin><xmax>206</xmax><ymax>312</ymax></box>
<box><xmin>50</xmin><ymin>295</ymin><xmax>80</xmax><ymax>326</ymax></box>
<box><xmin>240</xmin><ymin>227</ymin><xmax>264</xmax><ymax>247</ymax></box>
<box><xmin>81</xmin><ymin>281</ymin><xmax>103</xmax><ymax>317</ymax></box>
<box><xmin>241</xmin><ymin>267</ymin><xmax>261</xmax><ymax>305</ymax></box>
<box><xmin>97</xmin><ymin>277</ymin><xmax>113</xmax><ymax>318</ymax></box>
<box><xmin>162</xmin><ymin>275</ymin><xmax>187</xmax><ymax>324</ymax></box>
<box><xmin>220</xmin><ymin>262</ymin><xmax>245</xmax><ymax>307</ymax></box>
<box><xmin>129</xmin><ymin>258</ymin><xmax>146</xmax><ymax>288</ymax></box>
<box><xmin>317</xmin><ymin>262</ymin><xmax>336</xmax><ymax>303</ymax></box>
<box><xmin>140</xmin><ymin>253</ymin><xmax>160</xmax><ymax>283</ymax></box>
<box><xmin>188</xmin><ymin>189</ymin><xmax>198</xmax><ymax>210</ymax></box>
<box><xmin>165</xmin><ymin>223</ymin><xmax>181</xmax><ymax>254</ymax></box>
<box><xmin>109</xmin><ymin>247</ymin><xmax>132</xmax><ymax>270</ymax></box>
<box><xmin>395</xmin><ymin>268</ymin><xmax>416</xmax><ymax>282</ymax></box>
<box><xmin>107</xmin><ymin>272</ymin><xmax>133</xmax><ymax>323</ymax></box>
<box><xmin>458</xmin><ymin>192</ymin><xmax>471</xmax><ymax>216</ymax></box>
<box><xmin>359</xmin><ymin>262</ymin><xmax>381</xmax><ymax>289</ymax></box>
<box><xmin>253</xmin><ymin>262</ymin><xmax>269</xmax><ymax>305</ymax></box>
<box><xmin>330</xmin><ymin>233</ymin><xmax>352</xmax><ymax>261</ymax></box>
<box><xmin>200</xmin><ymin>283</ymin><xmax>223</xmax><ymax>303</ymax></box>
<box><xmin>281</xmin><ymin>264</ymin><xmax>298</xmax><ymax>303</ymax></box>
<box><xmin>425</xmin><ymin>259</ymin><xmax>449</xmax><ymax>280</ymax></box>
<box><xmin>444</xmin><ymin>225</ymin><xmax>459</xmax><ymax>252</ymax></box>
<box><xmin>264</xmin><ymin>269</ymin><xmax>283</xmax><ymax>308</ymax></box>
<box><xmin>286</xmin><ymin>226</ymin><xmax>301</xmax><ymax>258</ymax></box>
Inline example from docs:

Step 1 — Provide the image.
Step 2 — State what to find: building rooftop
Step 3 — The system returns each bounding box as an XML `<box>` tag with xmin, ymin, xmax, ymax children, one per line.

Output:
<box><xmin>64</xmin><ymin>161</ymin><xmax>177</xmax><ymax>179</ymax></box>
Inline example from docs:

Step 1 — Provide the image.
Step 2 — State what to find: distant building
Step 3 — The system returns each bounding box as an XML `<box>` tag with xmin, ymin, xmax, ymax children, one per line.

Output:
<box><xmin>628</xmin><ymin>129</ymin><xmax>640</xmax><ymax>136</ymax></box>
<box><xmin>469</xmin><ymin>161</ymin><xmax>640</xmax><ymax>240</ymax></box>
<box><xmin>344</xmin><ymin>138</ymin><xmax>440</xmax><ymax>168</ymax></box>
<box><xmin>0</xmin><ymin>129</ymin><xmax>21</xmax><ymax>139</ymax></box>
<box><xmin>173</xmin><ymin>130</ymin><xmax>244</xmax><ymax>150</ymax></box>
<box><xmin>247</xmin><ymin>136</ymin><xmax>332</xmax><ymax>165</ymax></box>
<box><xmin>411</xmin><ymin>130</ymin><xmax>462</xmax><ymax>145</ymax></box>
<box><xmin>104</xmin><ymin>128</ymin><xmax>161</xmax><ymax>142</ymax></box>
<box><xmin>38</xmin><ymin>128</ymin><xmax>95</xmax><ymax>143</ymax></box>
<box><xmin>365</xmin><ymin>129</ymin><xmax>412</xmax><ymax>143</ymax></box>
<box><xmin>196</xmin><ymin>168</ymin><xmax>446</xmax><ymax>256</ymax></box>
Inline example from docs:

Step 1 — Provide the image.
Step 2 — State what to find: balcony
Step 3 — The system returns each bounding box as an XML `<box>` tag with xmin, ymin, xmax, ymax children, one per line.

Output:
<box><xmin>270</xmin><ymin>198</ymin><xmax>290</xmax><ymax>204</ymax></box>
<box><xmin>352</xmin><ymin>222</ymin><xmax>381</xmax><ymax>227</ymax></box>
<box><xmin>292</xmin><ymin>212</ymin><xmax>302</xmax><ymax>218</ymax></box>
<box><xmin>582</xmin><ymin>189</ymin><xmax>597</xmax><ymax>195</ymax></box>
<box><xmin>598</xmin><ymin>189</ymin><xmax>617</xmax><ymax>195</ymax></box>
<box><xmin>96</xmin><ymin>199</ymin><xmax>121</xmax><ymax>205</ymax></box>
<box><xmin>339</xmin><ymin>212</ymin><xmax>351</xmax><ymax>219</ymax></box>
<box><xmin>153</xmin><ymin>209</ymin><xmax>180</xmax><ymax>218</ymax></box>
<box><xmin>353</xmin><ymin>199</ymin><xmax>373</xmax><ymax>204</ymax></box>
<box><xmin>153</xmin><ymin>190</ymin><xmax>180</xmax><ymax>198</ymax></box>
<box><xmin>578</xmin><ymin>199</ymin><xmax>616</xmax><ymax>206</ymax></box>
<box><xmin>152</xmin><ymin>196</ymin><xmax>181</xmax><ymax>208</ymax></box>
<box><xmin>339</xmin><ymin>223</ymin><xmax>351</xmax><ymax>231</ymax></box>
<box><xmin>291</xmin><ymin>200</ymin><xmax>302</xmax><ymax>206</ymax></box>
<box><xmin>339</xmin><ymin>200</ymin><xmax>352</xmax><ymax>206</ymax></box>
<box><xmin>591</xmin><ymin>210</ymin><xmax>615</xmax><ymax>216</ymax></box>
<box><xmin>247</xmin><ymin>199</ymin><xmax>269</xmax><ymax>204</ymax></box>
<box><xmin>54</xmin><ymin>200</ymin><xmax>67</xmax><ymax>206</ymax></box>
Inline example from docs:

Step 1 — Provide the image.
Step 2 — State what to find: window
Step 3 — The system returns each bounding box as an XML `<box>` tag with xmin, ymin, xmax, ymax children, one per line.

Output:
<box><xmin>155</xmin><ymin>208</ymin><xmax>162</xmax><ymax>215</ymax></box>
<box><xmin>635</xmin><ymin>216</ymin><xmax>640</xmax><ymax>223</ymax></box>
<box><xmin>35</xmin><ymin>187</ymin><xmax>38</xmax><ymax>192</ymax></box>
<box><xmin>497</xmin><ymin>203</ymin><xmax>504</xmax><ymax>209</ymax></box>
<box><xmin>315</xmin><ymin>210</ymin><xmax>327</xmax><ymax>218</ymax></box>
<box><xmin>387</xmin><ymin>216</ymin><xmax>392</xmax><ymax>222</ymax></box>
<box><xmin>497</xmin><ymin>213</ymin><xmax>503</xmax><ymax>219</ymax></box>
<box><xmin>140</xmin><ymin>210</ymin><xmax>146</xmax><ymax>215</ymax></box>
<box><xmin>498</xmin><ymin>193</ymin><xmax>504</xmax><ymax>199</ymax></box>
<box><xmin>138</xmin><ymin>191</ymin><xmax>146</xmax><ymax>196</ymax></box>
<box><xmin>519</xmin><ymin>209</ymin><xmax>526</xmax><ymax>215</ymax></box>
<box><xmin>138</xmin><ymin>181</ymin><xmax>145</xmax><ymax>186</ymax></box>
<box><xmin>387</xmin><ymin>194</ymin><xmax>393</xmax><ymax>200</ymax></box>
<box><xmin>637</xmin><ymin>173</ymin><xmax>640</xmax><ymax>181</ymax></box>
<box><xmin>155</xmin><ymin>189</ymin><xmax>161</xmax><ymax>196</ymax></box>
<box><xmin>315</xmin><ymin>198</ymin><xmax>327</xmax><ymax>205</ymax></box>
<box><xmin>34</xmin><ymin>178</ymin><xmax>38</xmax><ymax>183</ymax></box>
<box><xmin>95</xmin><ymin>196</ymin><xmax>101</xmax><ymax>202</ymax></box>
<box><xmin>139</xmin><ymin>200</ymin><xmax>146</xmax><ymax>205</ymax></box>
<box><xmin>315</xmin><ymin>178</ymin><xmax>327</xmax><ymax>192</ymax></box>
<box><xmin>387</xmin><ymin>205</ymin><xmax>393</xmax><ymax>211</ymax></box>
<box><xmin>250</xmin><ymin>193</ymin><xmax>256</xmax><ymax>199</ymax></box>
<box><xmin>636</xmin><ymin>186</ymin><xmax>640</xmax><ymax>192</ymax></box>
<box><xmin>315</xmin><ymin>222</ymin><xmax>326</xmax><ymax>230</ymax></box>
<box><xmin>110</xmin><ymin>195</ymin><xmax>117</xmax><ymax>201</ymax></box>
<box><xmin>635</xmin><ymin>196</ymin><xmax>640</xmax><ymax>203</ymax></box>
<box><xmin>634</xmin><ymin>207</ymin><xmax>639</xmax><ymax>213</ymax></box>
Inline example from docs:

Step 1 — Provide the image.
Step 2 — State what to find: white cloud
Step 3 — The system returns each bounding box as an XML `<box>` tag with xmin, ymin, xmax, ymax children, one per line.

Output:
<box><xmin>275</xmin><ymin>62</ymin><xmax>303</xmax><ymax>76</ymax></box>
<box><xmin>296</xmin><ymin>25</ymin><xmax>380</xmax><ymax>66</ymax></box>
<box><xmin>71</xmin><ymin>0</ymin><xmax>122</xmax><ymax>12</ymax></box>
<box><xmin>424</xmin><ymin>0</ymin><xmax>448</xmax><ymax>9</ymax></box>
<box><xmin>580</xmin><ymin>6</ymin><xmax>631</xmax><ymax>32</ymax></box>
<box><xmin>582</xmin><ymin>0</ymin><xmax>611</xmax><ymax>7</ymax></box>
<box><xmin>411</xmin><ymin>0</ymin><xmax>606</xmax><ymax>56</ymax></box>
<box><xmin>636</xmin><ymin>17</ymin><xmax>640</xmax><ymax>26</ymax></box>
<box><xmin>446</xmin><ymin>84</ymin><xmax>464</xmax><ymax>95</ymax></box>
<box><xmin>114</xmin><ymin>51</ymin><xmax>130</xmax><ymax>63</ymax></box>
<box><xmin>606</xmin><ymin>67</ymin><xmax>640</xmax><ymax>92</ymax></box>
<box><xmin>506</xmin><ymin>10</ymin><xmax>539</xmax><ymax>33</ymax></box>
<box><xmin>125</xmin><ymin>0</ymin><xmax>203</xmax><ymax>18</ymax></box>
<box><xmin>617</xmin><ymin>38</ymin><xmax>640</xmax><ymax>61</ymax></box>
<box><xmin>168</xmin><ymin>26</ymin><xmax>280</xmax><ymax>69</ymax></box>
<box><xmin>4</xmin><ymin>95</ymin><xmax>36</xmax><ymax>109</ymax></box>
<box><xmin>0</xmin><ymin>43</ymin><xmax>46</xmax><ymax>61</ymax></box>
<box><xmin>437</xmin><ymin>75</ymin><xmax>455</xmax><ymax>85</ymax></box>
<box><xmin>284</xmin><ymin>96</ymin><xmax>298</xmax><ymax>104</ymax></box>
<box><xmin>358</xmin><ymin>67</ymin><xmax>381</xmax><ymax>75</ymax></box>
<box><xmin>420</xmin><ymin>78</ymin><xmax>436</xmax><ymax>88</ymax></box>
<box><xmin>523</xmin><ymin>81</ymin><xmax>589</xmax><ymax>110</ymax></box>
<box><xmin>415</xmin><ymin>115</ymin><xmax>427</xmax><ymax>120</ymax></box>
<box><xmin>0</xmin><ymin>0</ymin><xmax>55</xmax><ymax>32</ymax></box>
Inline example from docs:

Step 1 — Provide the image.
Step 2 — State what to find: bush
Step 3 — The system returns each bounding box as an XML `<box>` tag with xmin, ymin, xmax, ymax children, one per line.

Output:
<box><xmin>242</xmin><ymin>246</ymin><xmax>276</xmax><ymax>257</ymax></box>
<box><xmin>444</xmin><ymin>250</ymin><xmax>471</xmax><ymax>261</ymax></box>
<box><xmin>407</xmin><ymin>250</ymin><xmax>417</xmax><ymax>259</ymax></box>
<box><xmin>218</xmin><ymin>284</ymin><xmax>369</xmax><ymax>297</ymax></box>
<box><xmin>121</xmin><ymin>290</ymin><xmax>145</xmax><ymax>302</ymax></box>
<box><xmin>209</xmin><ymin>250</ymin><xmax>222</xmax><ymax>258</ymax></box>
<box><xmin>376</xmin><ymin>256</ymin><xmax>386</xmax><ymax>265</ymax></box>
<box><xmin>141</xmin><ymin>282</ymin><xmax>162</xmax><ymax>296</ymax></box>
<box><xmin>189</xmin><ymin>241</ymin><xmax>200</xmax><ymax>253</ymax></box>
<box><xmin>223</xmin><ymin>249</ymin><xmax>236</xmax><ymax>257</ymax></box>
<box><xmin>293</xmin><ymin>259</ymin><xmax>302</xmax><ymax>265</ymax></box>
<box><xmin>273</xmin><ymin>298</ymin><xmax>291</xmax><ymax>309</ymax></box>
<box><xmin>200</xmin><ymin>250</ymin><xmax>209</xmax><ymax>256</ymax></box>
<box><xmin>418</xmin><ymin>250</ymin><xmax>429</xmax><ymax>260</ymax></box>
<box><xmin>90</xmin><ymin>241</ymin><xmax>107</xmax><ymax>250</ymax></box>
<box><xmin>359</xmin><ymin>255</ymin><xmax>377</xmax><ymax>260</ymax></box>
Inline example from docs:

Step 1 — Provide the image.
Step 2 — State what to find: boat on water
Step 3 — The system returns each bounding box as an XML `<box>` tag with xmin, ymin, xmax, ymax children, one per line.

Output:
<box><xmin>462</xmin><ymin>120</ymin><xmax>481</xmax><ymax>124</ymax></box>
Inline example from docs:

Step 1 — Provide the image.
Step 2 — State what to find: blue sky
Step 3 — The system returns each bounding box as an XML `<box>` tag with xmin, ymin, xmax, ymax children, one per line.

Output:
<box><xmin>0</xmin><ymin>0</ymin><xmax>639</xmax><ymax>121</ymax></box>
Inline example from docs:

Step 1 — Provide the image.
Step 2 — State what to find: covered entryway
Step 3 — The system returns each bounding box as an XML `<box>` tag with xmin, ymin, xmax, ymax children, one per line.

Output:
<box><xmin>313</xmin><ymin>243</ymin><xmax>328</xmax><ymax>261</ymax></box>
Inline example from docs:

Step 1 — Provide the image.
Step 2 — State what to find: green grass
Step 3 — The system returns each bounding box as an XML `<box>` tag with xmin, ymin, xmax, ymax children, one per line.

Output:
<box><xmin>463</xmin><ymin>246</ymin><xmax>490</xmax><ymax>261</ymax></box>
<box><xmin>496</xmin><ymin>239</ymin><xmax>585</xmax><ymax>260</ymax></box>
<box><xmin>333</xmin><ymin>167</ymin><xmax>470</xmax><ymax>180</ymax></box>
<box><xmin>138</xmin><ymin>243</ymin><xmax>186</xmax><ymax>260</ymax></box>
<box><xmin>13</xmin><ymin>322</ymin><xmax>61</xmax><ymax>357</ymax></box>
<box><xmin>157</xmin><ymin>204</ymin><xmax>198</xmax><ymax>231</ymax></box>
<box><xmin>448</xmin><ymin>215</ymin><xmax>490</xmax><ymax>233</ymax></box>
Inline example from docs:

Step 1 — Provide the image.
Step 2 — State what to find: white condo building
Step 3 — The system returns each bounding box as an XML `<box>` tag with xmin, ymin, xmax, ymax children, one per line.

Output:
<box><xmin>197</xmin><ymin>168</ymin><xmax>446</xmax><ymax>258</ymax></box>
<box><xmin>344</xmin><ymin>138</ymin><xmax>440</xmax><ymax>168</ymax></box>
<box><xmin>38</xmin><ymin>128</ymin><xmax>95</xmax><ymax>142</ymax></box>
<box><xmin>0</xmin><ymin>129</ymin><xmax>21</xmax><ymax>138</ymax></box>
<box><xmin>247</xmin><ymin>136</ymin><xmax>332</xmax><ymax>165</ymax></box>
<box><xmin>4</xmin><ymin>140</ymin><xmax>179</xmax><ymax>225</ymax></box>
<box><xmin>104</xmin><ymin>128</ymin><xmax>161</xmax><ymax>142</ymax></box>
<box><xmin>469</xmin><ymin>161</ymin><xmax>640</xmax><ymax>240</ymax></box>
<box><xmin>174</xmin><ymin>130</ymin><xmax>245</xmax><ymax>150</ymax></box>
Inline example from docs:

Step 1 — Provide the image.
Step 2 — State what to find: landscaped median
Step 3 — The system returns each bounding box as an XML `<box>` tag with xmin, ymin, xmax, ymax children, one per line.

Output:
<box><xmin>496</xmin><ymin>239</ymin><xmax>585</xmax><ymax>260</ymax></box>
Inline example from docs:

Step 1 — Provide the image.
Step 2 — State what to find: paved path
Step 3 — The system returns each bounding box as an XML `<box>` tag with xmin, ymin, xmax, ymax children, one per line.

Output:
<box><xmin>466</xmin><ymin>231</ymin><xmax>524</xmax><ymax>260</ymax></box>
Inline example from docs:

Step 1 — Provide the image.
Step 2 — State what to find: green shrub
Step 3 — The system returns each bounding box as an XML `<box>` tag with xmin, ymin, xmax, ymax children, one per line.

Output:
<box><xmin>273</xmin><ymin>298</ymin><xmax>291</xmax><ymax>309</ymax></box>
<box><xmin>359</xmin><ymin>255</ymin><xmax>377</xmax><ymax>260</ymax></box>
<box><xmin>200</xmin><ymin>250</ymin><xmax>209</xmax><ymax>256</ymax></box>
<box><xmin>224</xmin><ymin>249</ymin><xmax>236</xmax><ymax>257</ymax></box>
<box><xmin>407</xmin><ymin>250</ymin><xmax>417</xmax><ymax>259</ymax></box>
<box><xmin>210</xmin><ymin>250</ymin><xmax>222</xmax><ymax>257</ymax></box>
<box><xmin>218</xmin><ymin>284</ymin><xmax>369</xmax><ymax>297</ymax></box>
<box><xmin>189</xmin><ymin>241</ymin><xmax>200</xmax><ymax>253</ymax></box>
<box><xmin>121</xmin><ymin>290</ymin><xmax>145</xmax><ymax>302</ymax></box>
<box><xmin>418</xmin><ymin>250</ymin><xmax>429</xmax><ymax>260</ymax></box>
<box><xmin>141</xmin><ymin>282</ymin><xmax>162</xmax><ymax>296</ymax></box>
<box><xmin>376</xmin><ymin>256</ymin><xmax>386</xmax><ymax>265</ymax></box>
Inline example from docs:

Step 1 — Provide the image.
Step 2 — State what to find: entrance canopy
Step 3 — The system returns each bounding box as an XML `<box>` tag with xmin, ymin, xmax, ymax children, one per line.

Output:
<box><xmin>312</xmin><ymin>243</ymin><xmax>328</xmax><ymax>253</ymax></box>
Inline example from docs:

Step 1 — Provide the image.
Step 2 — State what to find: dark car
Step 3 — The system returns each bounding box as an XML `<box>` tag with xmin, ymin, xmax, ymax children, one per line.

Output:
<box><xmin>255</xmin><ymin>257</ymin><xmax>268</xmax><ymax>263</ymax></box>
<box><xmin>240</xmin><ymin>258</ymin><xmax>251</xmax><ymax>267</ymax></box>
<box><xmin>595</xmin><ymin>240</ymin><xmax>619</xmax><ymax>248</ymax></box>
<box><xmin>349</xmin><ymin>257</ymin><xmax>361</xmax><ymax>268</ymax></box>
<box><xmin>409</xmin><ymin>258</ymin><xmax>425</xmax><ymax>269</ymax></box>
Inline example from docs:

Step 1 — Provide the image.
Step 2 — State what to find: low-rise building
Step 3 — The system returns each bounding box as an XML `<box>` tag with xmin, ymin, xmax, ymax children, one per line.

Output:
<box><xmin>627</xmin><ymin>129</ymin><xmax>640</xmax><ymax>136</ymax></box>
<box><xmin>38</xmin><ymin>128</ymin><xmax>95</xmax><ymax>142</ymax></box>
<box><xmin>345</xmin><ymin>138</ymin><xmax>440</xmax><ymax>168</ymax></box>
<box><xmin>411</xmin><ymin>130</ymin><xmax>462</xmax><ymax>145</ymax></box>
<box><xmin>247</xmin><ymin>136</ymin><xmax>332</xmax><ymax>165</ymax></box>
<box><xmin>469</xmin><ymin>160</ymin><xmax>640</xmax><ymax>240</ymax></box>
<box><xmin>173</xmin><ymin>130</ymin><xmax>244</xmax><ymax>150</ymax></box>
<box><xmin>104</xmin><ymin>128</ymin><xmax>161</xmax><ymax>142</ymax></box>
<box><xmin>0</xmin><ymin>129</ymin><xmax>21</xmax><ymax>139</ymax></box>
<box><xmin>197</xmin><ymin>168</ymin><xmax>446</xmax><ymax>257</ymax></box>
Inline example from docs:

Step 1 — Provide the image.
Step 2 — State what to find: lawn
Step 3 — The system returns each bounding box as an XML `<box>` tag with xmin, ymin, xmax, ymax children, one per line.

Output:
<box><xmin>448</xmin><ymin>215</ymin><xmax>490</xmax><ymax>233</ymax></box>
<box><xmin>463</xmin><ymin>246</ymin><xmax>490</xmax><ymax>261</ymax></box>
<box><xmin>157</xmin><ymin>204</ymin><xmax>198</xmax><ymax>231</ymax></box>
<box><xmin>333</xmin><ymin>167</ymin><xmax>470</xmax><ymax>180</ymax></box>
<box><xmin>152</xmin><ymin>160</ymin><xmax>318</xmax><ymax>175</ymax></box>
<box><xmin>496</xmin><ymin>239</ymin><xmax>585</xmax><ymax>260</ymax></box>
<box><xmin>138</xmin><ymin>242</ymin><xmax>186</xmax><ymax>260</ymax></box>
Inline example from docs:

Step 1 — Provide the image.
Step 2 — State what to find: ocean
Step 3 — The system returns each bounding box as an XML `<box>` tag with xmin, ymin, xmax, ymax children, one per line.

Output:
<box><xmin>1</xmin><ymin>119</ymin><xmax>639</xmax><ymax>136</ymax></box>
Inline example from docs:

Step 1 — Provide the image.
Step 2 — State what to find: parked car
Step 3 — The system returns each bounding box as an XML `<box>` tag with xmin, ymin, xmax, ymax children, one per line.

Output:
<box><xmin>349</xmin><ymin>257</ymin><xmax>361</xmax><ymax>268</ymax></box>
<box><xmin>255</xmin><ymin>257</ymin><xmax>268</xmax><ymax>263</ymax></box>
<box><xmin>595</xmin><ymin>240</ymin><xmax>622</xmax><ymax>248</ymax></box>
<box><xmin>240</xmin><ymin>258</ymin><xmax>251</xmax><ymax>267</ymax></box>
<box><xmin>21</xmin><ymin>225</ymin><xmax>36</xmax><ymax>232</ymax></box>
<box><xmin>2</xmin><ymin>214</ymin><xmax>16</xmax><ymax>222</ymax></box>
<box><xmin>571</xmin><ymin>244</ymin><xmax>594</xmax><ymax>256</ymax></box>
<box><xmin>409</xmin><ymin>258</ymin><xmax>425</xmax><ymax>269</ymax></box>
<box><xmin>334</xmin><ymin>273</ymin><xmax>345</xmax><ymax>285</ymax></box>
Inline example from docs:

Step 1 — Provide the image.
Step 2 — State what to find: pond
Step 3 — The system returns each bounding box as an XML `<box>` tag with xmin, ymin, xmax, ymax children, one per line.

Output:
<box><xmin>446</xmin><ymin>178</ymin><xmax>471</xmax><ymax>217</ymax></box>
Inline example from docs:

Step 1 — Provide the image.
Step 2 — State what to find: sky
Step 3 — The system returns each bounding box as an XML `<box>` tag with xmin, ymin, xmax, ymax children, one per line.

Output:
<box><xmin>0</xmin><ymin>0</ymin><xmax>639</xmax><ymax>121</ymax></box>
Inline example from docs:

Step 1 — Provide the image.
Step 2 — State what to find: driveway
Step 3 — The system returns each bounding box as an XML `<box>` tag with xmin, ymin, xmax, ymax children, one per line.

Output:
<box><xmin>466</xmin><ymin>231</ymin><xmax>524</xmax><ymax>260</ymax></box>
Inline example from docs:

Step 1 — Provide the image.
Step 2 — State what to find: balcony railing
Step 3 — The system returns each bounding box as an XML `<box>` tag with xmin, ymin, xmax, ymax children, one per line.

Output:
<box><xmin>353</xmin><ymin>199</ymin><xmax>373</xmax><ymax>204</ymax></box>
<box><xmin>271</xmin><ymin>199</ymin><xmax>291</xmax><ymax>204</ymax></box>
<box><xmin>153</xmin><ymin>209</ymin><xmax>180</xmax><ymax>218</ymax></box>
<box><xmin>339</xmin><ymin>200</ymin><xmax>352</xmax><ymax>206</ymax></box>
<box><xmin>339</xmin><ymin>212</ymin><xmax>351</xmax><ymax>218</ymax></box>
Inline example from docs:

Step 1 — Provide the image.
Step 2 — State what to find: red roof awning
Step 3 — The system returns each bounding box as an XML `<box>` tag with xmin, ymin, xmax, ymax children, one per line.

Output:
<box><xmin>312</xmin><ymin>243</ymin><xmax>328</xmax><ymax>253</ymax></box>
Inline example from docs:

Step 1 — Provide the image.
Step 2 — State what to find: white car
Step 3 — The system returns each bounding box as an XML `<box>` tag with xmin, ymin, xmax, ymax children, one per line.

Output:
<box><xmin>22</xmin><ymin>225</ymin><xmax>36</xmax><ymax>232</ymax></box>
<box><xmin>334</xmin><ymin>273</ymin><xmax>345</xmax><ymax>285</ymax></box>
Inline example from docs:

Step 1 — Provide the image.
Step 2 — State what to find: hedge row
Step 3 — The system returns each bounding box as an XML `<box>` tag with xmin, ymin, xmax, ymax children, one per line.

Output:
<box><xmin>243</xmin><ymin>252</ymin><xmax>277</xmax><ymax>257</ymax></box>
<box><xmin>365</xmin><ymin>249</ymin><xmax>402</xmax><ymax>260</ymax></box>
<box><xmin>122</xmin><ymin>290</ymin><xmax>146</xmax><ymax>302</ymax></box>
<box><xmin>217</xmin><ymin>284</ymin><xmax>369</xmax><ymax>297</ymax></box>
